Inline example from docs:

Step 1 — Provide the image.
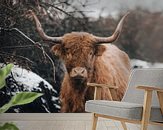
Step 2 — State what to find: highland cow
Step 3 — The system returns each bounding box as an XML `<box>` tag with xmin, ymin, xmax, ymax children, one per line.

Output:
<box><xmin>26</xmin><ymin>10</ymin><xmax>131</xmax><ymax>112</ymax></box>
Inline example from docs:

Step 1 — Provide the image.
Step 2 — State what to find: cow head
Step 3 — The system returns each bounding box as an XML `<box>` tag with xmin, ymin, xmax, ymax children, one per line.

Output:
<box><xmin>26</xmin><ymin>10</ymin><xmax>129</xmax><ymax>90</ymax></box>
<box><xmin>51</xmin><ymin>32</ymin><xmax>106</xmax><ymax>87</ymax></box>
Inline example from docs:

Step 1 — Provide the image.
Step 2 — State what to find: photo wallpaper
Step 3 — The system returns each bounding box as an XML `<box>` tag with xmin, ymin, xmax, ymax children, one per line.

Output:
<box><xmin>0</xmin><ymin>0</ymin><xmax>163</xmax><ymax>113</ymax></box>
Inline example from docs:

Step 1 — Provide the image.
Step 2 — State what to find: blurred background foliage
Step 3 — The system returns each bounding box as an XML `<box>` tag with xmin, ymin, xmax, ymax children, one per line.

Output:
<box><xmin>0</xmin><ymin>0</ymin><xmax>163</xmax><ymax>90</ymax></box>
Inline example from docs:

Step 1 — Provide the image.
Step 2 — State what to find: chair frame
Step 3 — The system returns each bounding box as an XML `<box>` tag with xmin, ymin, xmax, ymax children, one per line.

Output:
<box><xmin>87</xmin><ymin>83</ymin><xmax>163</xmax><ymax>130</ymax></box>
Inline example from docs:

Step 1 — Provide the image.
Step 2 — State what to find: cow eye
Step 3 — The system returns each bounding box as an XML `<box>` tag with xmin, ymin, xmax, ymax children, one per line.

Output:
<box><xmin>89</xmin><ymin>51</ymin><xmax>95</xmax><ymax>58</ymax></box>
<box><xmin>63</xmin><ymin>48</ymin><xmax>69</xmax><ymax>55</ymax></box>
<box><xmin>64</xmin><ymin>48</ymin><xmax>69</xmax><ymax>52</ymax></box>
<box><xmin>63</xmin><ymin>47</ymin><xmax>69</xmax><ymax>51</ymax></box>
<box><xmin>89</xmin><ymin>51</ymin><xmax>93</xmax><ymax>56</ymax></box>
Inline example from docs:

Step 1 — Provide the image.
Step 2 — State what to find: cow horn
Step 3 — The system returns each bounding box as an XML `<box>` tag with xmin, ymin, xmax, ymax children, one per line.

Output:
<box><xmin>29</xmin><ymin>10</ymin><xmax>62</xmax><ymax>43</ymax></box>
<box><xmin>94</xmin><ymin>12</ymin><xmax>130</xmax><ymax>44</ymax></box>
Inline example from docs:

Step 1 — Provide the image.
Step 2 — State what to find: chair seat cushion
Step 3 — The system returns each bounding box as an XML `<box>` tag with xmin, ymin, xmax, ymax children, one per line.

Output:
<box><xmin>85</xmin><ymin>100</ymin><xmax>163</xmax><ymax>122</ymax></box>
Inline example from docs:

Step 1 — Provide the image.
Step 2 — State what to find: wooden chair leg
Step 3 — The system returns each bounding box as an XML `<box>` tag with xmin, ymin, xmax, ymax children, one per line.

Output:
<box><xmin>92</xmin><ymin>113</ymin><xmax>98</xmax><ymax>130</ymax></box>
<box><xmin>141</xmin><ymin>90</ymin><xmax>152</xmax><ymax>130</ymax></box>
<box><xmin>121</xmin><ymin>121</ymin><xmax>127</xmax><ymax>130</ymax></box>
<box><xmin>157</xmin><ymin>91</ymin><xmax>163</xmax><ymax>114</ymax></box>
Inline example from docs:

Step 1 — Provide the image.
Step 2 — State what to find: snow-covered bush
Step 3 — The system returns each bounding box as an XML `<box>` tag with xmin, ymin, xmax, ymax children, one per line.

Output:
<box><xmin>0</xmin><ymin>64</ymin><xmax>60</xmax><ymax>113</ymax></box>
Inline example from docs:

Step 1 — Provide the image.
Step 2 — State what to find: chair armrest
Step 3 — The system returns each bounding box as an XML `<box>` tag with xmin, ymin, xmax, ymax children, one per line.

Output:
<box><xmin>136</xmin><ymin>85</ymin><xmax>163</xmax><ymax>92</ymax></box>
<box><xmin>137</xmin><ymin>86</ymin><xmax>163</xmax><ymax>122</ymax></box>
<box><xmin>87</xmin><ymin>83</ymin><xmax>118</xmax><ymax>89</ymax></box>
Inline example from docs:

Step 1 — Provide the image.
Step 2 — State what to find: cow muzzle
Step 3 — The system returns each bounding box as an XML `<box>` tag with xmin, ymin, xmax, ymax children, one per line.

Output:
<box><xmin>70</xmin><ymin>67</ymin><xmax>88</xmax><ymax>81</ymax></box>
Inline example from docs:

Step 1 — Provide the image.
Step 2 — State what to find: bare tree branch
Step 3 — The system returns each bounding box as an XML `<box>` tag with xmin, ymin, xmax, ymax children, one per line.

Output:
<box><xmin>0</xmin><ymin>51</ymin><xmax>34</xmax><ymax>64</ymax></box>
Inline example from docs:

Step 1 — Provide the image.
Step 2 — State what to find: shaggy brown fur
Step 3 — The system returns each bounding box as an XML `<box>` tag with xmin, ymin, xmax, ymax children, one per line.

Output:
<box><xmin>26</xmin><ymin>10</ymin><xmax>130</xmax><ymax>113</ymax></box>
<box><xmin>52</xmin><ymin>32</ymin><xmax>131</xmax><ymax>112</ymax></box>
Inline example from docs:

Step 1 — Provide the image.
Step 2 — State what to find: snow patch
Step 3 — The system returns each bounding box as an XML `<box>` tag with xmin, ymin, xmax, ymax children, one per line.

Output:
<box><xmin>11</xmin><ymin>65</ymin><xmax>56</xmax><ymax>93</ymax></box>
<box><xmin>131</xmin><ymin>59</ymin><xmax>163</xmax><ymax>68</ymax></box>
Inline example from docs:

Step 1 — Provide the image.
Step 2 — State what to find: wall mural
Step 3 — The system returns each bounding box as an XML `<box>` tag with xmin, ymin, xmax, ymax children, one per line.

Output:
<box><xmin>1</xmin><ymin>0</ymin><xmax>163</xmax><ymax>113</ymax></box>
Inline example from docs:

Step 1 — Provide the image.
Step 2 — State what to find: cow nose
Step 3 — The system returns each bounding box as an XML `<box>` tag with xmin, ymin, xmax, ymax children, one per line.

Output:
<box><xmin>70</xmin><ymin>67</ymin><xmax>87</xmax><ymax>78</ymax></box>
<box><xmin>74</xmin><ymin>67</ymin><xmax>85</xmax><ymax>74</ymax></box>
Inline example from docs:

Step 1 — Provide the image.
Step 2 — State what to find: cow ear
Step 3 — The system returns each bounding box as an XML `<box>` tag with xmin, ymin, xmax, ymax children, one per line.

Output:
<box><xmin>51</xmin><ymin>44</ymin><xmax>62</xmax><ymax>56</ymax></box>
<box><xmin>95</xmin><ymin>45</ymin><xmax>106</xmax><ymax>56</ymax></box>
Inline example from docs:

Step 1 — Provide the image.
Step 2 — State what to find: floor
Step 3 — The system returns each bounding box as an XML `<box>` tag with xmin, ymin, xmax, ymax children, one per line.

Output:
<box><xmin>0</xmin><ymin>113</ymin><xmax>140</xmax><ymax>130</ymax></box>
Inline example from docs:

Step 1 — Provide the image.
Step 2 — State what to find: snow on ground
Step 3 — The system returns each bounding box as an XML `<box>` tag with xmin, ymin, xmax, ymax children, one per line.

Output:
<box><xmin>131</xmin><ymin>59</ymin><xmax>163</xmax><ymax>68</ymax></box>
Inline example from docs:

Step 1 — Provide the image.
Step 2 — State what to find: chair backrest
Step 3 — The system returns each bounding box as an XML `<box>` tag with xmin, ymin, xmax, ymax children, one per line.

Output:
<box><xmin>122</xmin><ymin>68</ymin><xmax>163</xmax><ymax>107</ymax></box>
